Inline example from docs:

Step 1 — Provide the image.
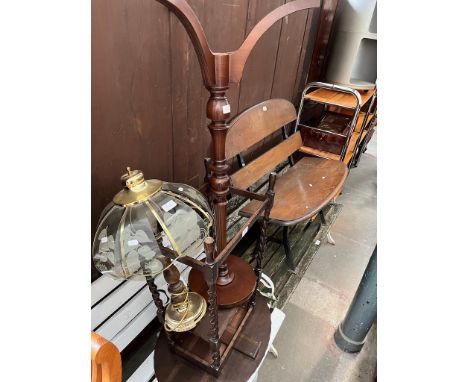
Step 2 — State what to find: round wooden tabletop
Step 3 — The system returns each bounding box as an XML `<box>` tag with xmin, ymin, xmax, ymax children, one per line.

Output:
<box><xmin>188</xmin><ymin>255</ymin><xmax>257</xmax><ymax>308</ymax></box>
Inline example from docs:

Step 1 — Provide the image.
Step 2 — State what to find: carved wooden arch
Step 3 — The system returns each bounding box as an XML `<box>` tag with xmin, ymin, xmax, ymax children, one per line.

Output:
<box><xmin>156</xmin><ymin>0</ymin><xmax>320</xmax><ymax>87</ymax></box>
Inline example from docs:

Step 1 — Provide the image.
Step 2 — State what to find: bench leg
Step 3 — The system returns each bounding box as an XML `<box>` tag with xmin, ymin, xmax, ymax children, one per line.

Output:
<box><xmin>319</xmin><ymin>210</ymin><xmax>336</xmax><ymax>245</ymax></box>
<box><xmin>319</xmin><ymin>210</ymin><xmax>327</xmax><ymax>225</ymax></box>
<box><xmin>283</xmin><ymin>226</ymin><xmax>297</xmax><ymax>274</ymax></box>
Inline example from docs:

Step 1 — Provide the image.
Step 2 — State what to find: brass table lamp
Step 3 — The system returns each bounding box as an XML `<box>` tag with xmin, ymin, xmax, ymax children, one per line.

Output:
<box><xmin>92</xmin><ymin>167</ymin><xmax>214</xmax><ymax>332</ymax></box>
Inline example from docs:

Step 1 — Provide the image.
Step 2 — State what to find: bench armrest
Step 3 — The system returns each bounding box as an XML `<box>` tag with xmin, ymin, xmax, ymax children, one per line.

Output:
<box><xmin>91</xmin><ymin>332</ymin><xmax>122</xmax><ymax>382</ymax></box>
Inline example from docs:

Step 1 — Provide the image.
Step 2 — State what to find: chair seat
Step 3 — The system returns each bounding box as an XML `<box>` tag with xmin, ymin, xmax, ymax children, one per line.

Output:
<box><xmin>238</xmin><ymin>157</ymin><xmax>348</xmax><ymax>225</ymax></box>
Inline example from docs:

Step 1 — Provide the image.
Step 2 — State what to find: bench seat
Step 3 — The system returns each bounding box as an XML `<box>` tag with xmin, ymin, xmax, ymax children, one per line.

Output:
<box><xmin>238</xmin><ymin>157</ymin><xmax>347</xmax><ymax>225</ymax></box>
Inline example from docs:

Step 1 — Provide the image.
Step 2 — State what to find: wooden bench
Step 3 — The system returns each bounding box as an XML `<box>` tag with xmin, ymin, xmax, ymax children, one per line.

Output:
<box><xmin>92</xmin><ymin>332</ymin><xmax>122</xmax><ymax>382</ymax></box>
<box><xmin>227</xmin><ymin>99</ymin><xmax>348</xmax><ymax>272</ymax></box>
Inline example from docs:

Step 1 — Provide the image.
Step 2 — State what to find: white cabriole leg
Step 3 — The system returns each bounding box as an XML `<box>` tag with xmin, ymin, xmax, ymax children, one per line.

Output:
<box><xmin>268</xmin><ymin>344</ymin><xmax>279</xmax><ymax>358</ymax></box>
<box><xmin>327</xmin><ymin>231</ymin><xmax>336</xmax><ymax>245</ymax></box>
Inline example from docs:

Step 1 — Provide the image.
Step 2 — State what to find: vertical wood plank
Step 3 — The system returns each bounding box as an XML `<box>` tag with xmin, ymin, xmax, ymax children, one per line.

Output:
<box><xmin>271</xmin><ymin>0</ymin><xmax>310</xmax><ymax>101</ymax></box>
<box><xmin>236</xmin><ymin>0</ymin><xmax>286</xmax><ymax>163</ymax></box>
<box><xmin>92</xmin><ymin>0</ymin><xmax>173</xmax><ymax>280</ymax></box>
<box><xmin>92</xmin><ymin>0</ymin><xmax>173</xmax><ymax>234</ymax></box>
<box><xmin>169</xmin><ymin>0</ymin><xmax>204</xmax><ymax>185</ymax></box>
<box><xmin>237</xmin><ymin>0</ymin><xmax>285</xmax><ymax>110</ymax></box>
<box><xmin>293</xmin><ymin>8</ymin><xmax>321</xmax><ymax>105</ymax></box>
<box><xmin>307</xmin><ymin>0</ymin><xmax>341</xmax><ymax>82</ymax></box>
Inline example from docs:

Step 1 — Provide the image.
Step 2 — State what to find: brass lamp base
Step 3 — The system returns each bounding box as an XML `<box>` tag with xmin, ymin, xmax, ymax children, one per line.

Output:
<box><xmin>188</xmin><ymin>255</ymin><xmax>256</xmax><ymax>308</ymax></box>
<box><xmin>165</xmin><ymin>292</ymin><xmax>207</xmax><ymax>332</ymax></box>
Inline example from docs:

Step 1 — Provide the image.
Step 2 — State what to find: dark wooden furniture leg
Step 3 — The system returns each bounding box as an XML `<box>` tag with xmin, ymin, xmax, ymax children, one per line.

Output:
<box><xmin>203</xmin><ymin>237</ymin><xmax>221</xmax><ymax>370</ymax></box>
<box><xmin>282</xmin><ymin>226</ymin><xmax>297</xmax><ymax>273</ymax></box>
<box><xmin>266</xmin><ymin>226</ymin><xmax>297</xmax><ymax>273</ymax></box>
<box><xmin>251</xmin><ymin>174</ymin><xmax>277</xmax><ymax>304</ymax></box>
<box><xmin>146</xmin><ymin>277</ymin><xmax>165</xmax><ymax>323</ymax></box>
<box><xmin>319</xmin><ymin>209</ymin><xmax>327</xmax><ymax>225</ymax></box>
<box><xmin>146</xmin><ymin>276</ymin><xmax>175</xmax><ymax>346</ymax></box>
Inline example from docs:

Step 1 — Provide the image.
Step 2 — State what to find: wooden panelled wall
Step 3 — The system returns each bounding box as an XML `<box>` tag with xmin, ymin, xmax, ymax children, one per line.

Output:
<box><xmin>92</xmin><ymin>0</ymin><xmax>339</xmax><ymax>279</ymax></box>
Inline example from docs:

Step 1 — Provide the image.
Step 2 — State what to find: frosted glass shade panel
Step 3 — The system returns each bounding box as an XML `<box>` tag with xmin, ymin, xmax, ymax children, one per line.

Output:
<box><xmin>92</xmin><ymin>183</ymin><xmax>213</xmax><ymax>281</ymax></box>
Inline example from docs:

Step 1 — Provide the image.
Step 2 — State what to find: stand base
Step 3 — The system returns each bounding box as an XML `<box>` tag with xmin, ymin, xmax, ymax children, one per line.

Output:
<box><xmin>154</xmin><ymin>294</ymin><xmax>271</xmax><ymax>382</ymax></box>
<box><xmin>188</xmin><ymin>255</ymin><xmax>256</xmax><ymax>308</ymax></box>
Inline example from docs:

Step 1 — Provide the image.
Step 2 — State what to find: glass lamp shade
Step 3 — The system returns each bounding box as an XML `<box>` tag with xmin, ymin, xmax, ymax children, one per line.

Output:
<box><xmin>92</xmin><ymin>167</ymin><xmax>213</xmax><ymax>281</ymax></box>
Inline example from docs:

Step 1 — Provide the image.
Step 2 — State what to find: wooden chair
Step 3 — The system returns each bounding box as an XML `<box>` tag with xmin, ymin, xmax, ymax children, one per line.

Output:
<box><xmin>226</xmin><ymin>99</ymin><xmax>348</xmax><ymax>272</ymax></box>
<box><xmin>92</xmin><ymin>332</ymin><xmax>122</xmax><ymax>382</ymax></box>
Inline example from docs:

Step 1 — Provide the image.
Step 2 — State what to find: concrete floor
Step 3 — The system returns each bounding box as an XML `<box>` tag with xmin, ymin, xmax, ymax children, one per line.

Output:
<box><xmin>259</xmin><ymin>135</ymin><xmax>377</xmax><ymax>382</ymax></box>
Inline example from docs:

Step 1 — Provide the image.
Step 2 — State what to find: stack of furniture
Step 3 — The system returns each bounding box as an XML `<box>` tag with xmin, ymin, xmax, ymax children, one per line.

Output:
<box><xmin>296</xmin><ymin>81</ymin><xmax>377</xmax><ymax>168</ymax></box>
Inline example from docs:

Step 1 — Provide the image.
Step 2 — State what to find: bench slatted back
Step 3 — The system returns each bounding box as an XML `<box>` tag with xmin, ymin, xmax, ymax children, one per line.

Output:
<box><xmin>226</xmin><ymin>99</ymin><xmax>297</xmax><ymax>161</ymax></box>
<box><xmin>231</xmin><ymin>131</ymin><xmax>303</xmax><ymax>190</ymax></box>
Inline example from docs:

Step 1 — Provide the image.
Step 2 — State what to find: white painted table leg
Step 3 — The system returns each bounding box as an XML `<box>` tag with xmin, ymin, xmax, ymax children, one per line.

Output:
<box><xmin>327</xmin><ymin>231</ymin><xmax>336</xmax><ymax>245</ymax></box>
<box><xmin>268</xmin><ymin>344</ymin><xmax>279</xmax><ymax>358</ymax></box>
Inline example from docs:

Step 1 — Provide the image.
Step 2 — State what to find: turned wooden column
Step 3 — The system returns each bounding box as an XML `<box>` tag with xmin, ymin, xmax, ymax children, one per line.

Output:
<box><xmin>206</xmin><ymin>88</ymin><xmax>233</xmax><ymax>284</ymax></box>
<box><xmin>206</xmin><ymin>54</ymin><xmax>234</xmax><ymax>285</ymax></box>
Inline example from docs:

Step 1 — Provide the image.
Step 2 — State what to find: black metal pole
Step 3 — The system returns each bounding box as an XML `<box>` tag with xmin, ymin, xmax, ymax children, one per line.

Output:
<box><xmin>334</xmin><ymin>245</ymin><xmax>377</xmax><ymax>353</ymax></box>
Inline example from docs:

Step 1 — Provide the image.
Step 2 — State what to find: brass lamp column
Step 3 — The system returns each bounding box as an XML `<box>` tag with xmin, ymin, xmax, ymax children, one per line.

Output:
<box><xmin>162</xmin><ymin>257</ymin><xmax>206</xmax><ymax>332</ymax></box>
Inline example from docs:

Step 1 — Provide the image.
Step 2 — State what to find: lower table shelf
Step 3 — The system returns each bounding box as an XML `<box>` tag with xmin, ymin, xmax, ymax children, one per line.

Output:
<box><xmin>127</xmin><ymin>308</ymin><xmax>286</xmax><ymax>382</ymax></box>
<box><xmin>153</xmin><ymin>293</ymin><xmax>271</xmax><ymax>382</ymax></box>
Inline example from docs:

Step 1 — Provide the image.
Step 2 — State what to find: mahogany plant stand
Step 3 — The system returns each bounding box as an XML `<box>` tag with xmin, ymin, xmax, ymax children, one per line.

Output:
<box><xmin>155</xmin><ymin>0</ymin><xmax>321</xmax><ymax>308</ymax></box>
<box><xmin>154</xmin><ymin>293</ymin><xmax>271</xmax><ymax>381</ymax></box>
<box><xmin>148</xmin><ymin>175</ymin><xmax>276</xmax><ymax>377</ymax></box>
